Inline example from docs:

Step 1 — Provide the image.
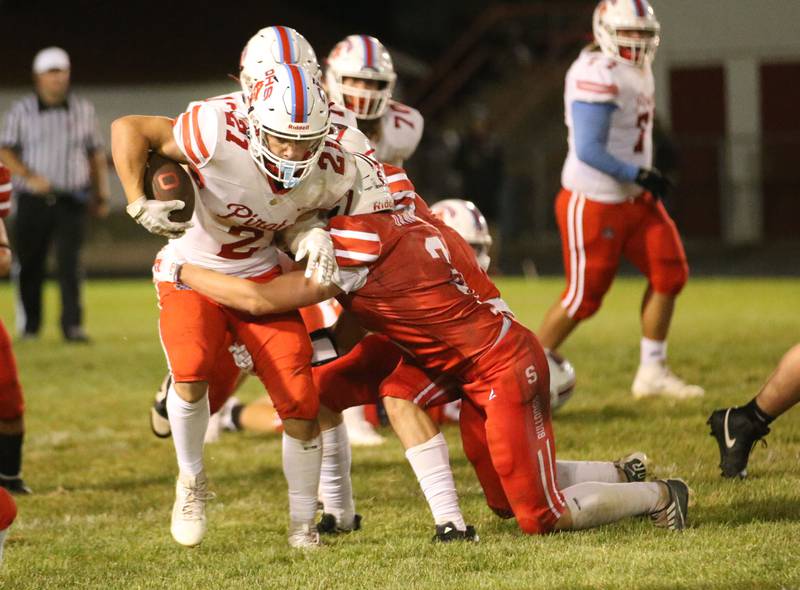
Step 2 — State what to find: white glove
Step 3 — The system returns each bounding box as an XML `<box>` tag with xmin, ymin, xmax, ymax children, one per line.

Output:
<box><xmin>126</xmin><ymin>195</ymin><xmax>193</xmax><ymax>239</ymax></box>
<box><xmin>152</xmin><ymin>246</ymin><xmax>187</xmax><ymax>284</ymax></box>
<box><xmin>228</xmin><ymin>342</ymin><xmax>255</xmax><ymax>374</ymax></box>
<box><xmin>294</xmin><ymin>228</ymin><xmax>340</xmax><ymax>287</ymax></box>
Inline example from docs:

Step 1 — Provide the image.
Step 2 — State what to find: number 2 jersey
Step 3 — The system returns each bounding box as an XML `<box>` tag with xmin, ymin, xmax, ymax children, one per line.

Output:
<box><xmin>167</xmin><ymin>103</ymin><xmax>357</xmax><ymax>277</ymax></box>
<box><xmin>329</xmin><ymin>211</ymin><xmax>508</xmax><ymax>379</ymax></box>
<box><xmin>560</xmin><ymin>48</ymin><xmax>655</xmax><ymax>203</ymax></box>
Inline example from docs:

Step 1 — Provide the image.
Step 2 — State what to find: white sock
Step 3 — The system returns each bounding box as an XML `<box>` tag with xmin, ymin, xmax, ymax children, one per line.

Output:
<box><xmin>557</xmin><ymin>460</ymin><xmax>622</xmax><ymax>488</ymax></box>
<box><xmin>282</xmin><ymin>432</ymin><xmax>323</xmax><ymax>524</ymax></box>
<box><xmin>404</xmin><ymin>433</ymin><xmax>466</xmax><ymax>530</ymax></box>
<box><xmin>640</xmin><ymin>337</ymin><xmax>667</xmax><ymax>366</ymax></box>
<box><xmin>562</xmin><ymin>481</ymin><xmax>664</xmax><ymax>530</ymax></box>
<box><xmin>167</xmin><ymin>384</ymin><xmax>209</xmax><ymax>477</ymax></box>
<box><xmin>319</xmin><ymin>423</ymin><xmax>355</xmax><ymax>526</ymax></box>
<box><xmin>0</xmin><ymin>528</ymin><xmax>7</xmax><ymax>566</ymax></box>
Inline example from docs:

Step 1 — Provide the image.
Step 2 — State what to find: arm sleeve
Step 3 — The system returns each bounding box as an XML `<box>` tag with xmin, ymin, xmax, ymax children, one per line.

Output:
<box><xmin>572</xmin><ymin>101</ymin><xmax>639</xmax><ymax>182</ymax></box>
<box><xmin>328</xmin><ymin>215</ymin><xmax>381</xmax><ymax>293</ymax></box>
<box><xmin>171</xmin><ymin>104</ymin><xmax>220</xmax><ymax>168</ymax></box>
<box><xmin>0</xmin><ymin>104</ymin><xmax>21</xmax><ymax>150</ymax></box>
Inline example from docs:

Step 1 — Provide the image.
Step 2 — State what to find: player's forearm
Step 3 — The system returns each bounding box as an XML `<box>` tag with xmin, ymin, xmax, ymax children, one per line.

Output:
<box><xmin>572</xmin><ymin>101</ymin><xmax>639</xmax><ymax>182</ymax></box>
<box><xmin>180</xmin><ymin>265</ymin><xmax>338</xmax><ymax>316</ymax></box>
<box><xmin>110</xmin><ymin>117</ymin><xmax>152</xmax><ymax>205</ymax></box>
<box><xmin>0</xmin><ymin>148</ymin><xmax>32</xmax><ymax>179</ymax></box>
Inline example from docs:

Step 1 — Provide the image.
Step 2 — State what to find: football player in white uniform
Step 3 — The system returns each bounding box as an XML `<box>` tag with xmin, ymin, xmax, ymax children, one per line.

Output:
<box><xmin>112</xmin><ymin>65</ymin><xmax>391</xmax><ymax>549</ymax></box>
<box><xmin>537</xmin><ymin>0</ymin><xmax>703</xmax><ymax>399</ymax></box>
<box><xmin>326</xmin><ymin>35</ymin><xmax>423</xmax><ymax>167</ymax></box>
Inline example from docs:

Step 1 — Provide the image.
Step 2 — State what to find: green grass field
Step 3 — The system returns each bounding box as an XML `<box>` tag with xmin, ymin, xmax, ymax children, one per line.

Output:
<box><xmin>0</xmin><ymin>277</ymin><xmax>798</xmax><ymax>589</ymax></box>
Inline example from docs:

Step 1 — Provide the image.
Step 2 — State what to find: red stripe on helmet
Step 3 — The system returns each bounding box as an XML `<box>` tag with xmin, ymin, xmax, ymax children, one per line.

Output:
<box><xmin>632</xmin><ymin>0</ymin><xmax>646</xmax><ymax>17</ymax></box>
<box><xmin>275</xmin><ymin>26</ymin><xmax>293</xmax><ymax>63</ymax></box>
<box><xmin>362</xmin><ymin>35</ymin><xmax>374</xmax><ymax>68</ymax></box>
<box><xmin>287</xmin><ymin>65</ymin><xmax>305</xmax><ymax>123</ymax></box>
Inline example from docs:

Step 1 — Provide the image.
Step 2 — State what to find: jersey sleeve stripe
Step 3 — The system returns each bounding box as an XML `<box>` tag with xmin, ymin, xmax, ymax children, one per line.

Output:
<box><xmin>330</xmin><ymin>228</ymin><xmax>380</xmax><ymax>241</ymax></box>
<box><xmin>576</xmin><ymin>81</ymin><xmax>619</xmax><ymax>95</ymax></box>
<box><xmin>0</xmin><ymin>182</ymin><xmax>11</xmax><ymax>194</ymax></box>
<box><xmin>178</xmin><ymin>112</ymin><xmax>200</xmax><ymax>165</ymax></box>
<box><xmin>335</xmin><ymin>249</ymin><xmax>379</xmax><ymax>263</ymax></box>
<box><xmin>191</xmin><ymin>105</ymin><xmax>210</xmax><ymax>159</ymax></box>
<box><xmin>385</xmin><ymin>173</ymin><xmax>408</xmax><ymax>184</ymax></box>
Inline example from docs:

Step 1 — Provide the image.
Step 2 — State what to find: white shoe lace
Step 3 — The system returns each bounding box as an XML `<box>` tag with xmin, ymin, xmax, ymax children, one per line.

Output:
<box><xmin>178</xmin><ymin>480</ymin><xmax>215</xmax><ymax>520</ymax></box>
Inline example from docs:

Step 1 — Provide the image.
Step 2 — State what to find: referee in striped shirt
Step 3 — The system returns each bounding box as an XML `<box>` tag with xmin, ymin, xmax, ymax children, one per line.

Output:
<box><xmin>0</xmin><ymin>47</ymin><xmax>110</xmax><ymax>342</ymax></box>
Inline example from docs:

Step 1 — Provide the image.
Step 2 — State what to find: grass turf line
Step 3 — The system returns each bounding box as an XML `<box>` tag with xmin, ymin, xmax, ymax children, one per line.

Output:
<box><xmin>0</xmin><ymin>277</ymin><xmax>798</xmax><ymax>589</ymax></box>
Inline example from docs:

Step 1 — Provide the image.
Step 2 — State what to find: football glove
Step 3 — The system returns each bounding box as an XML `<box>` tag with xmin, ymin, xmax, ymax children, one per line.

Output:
<box><xmin>635</xmin><ymin>168</ymin><xmax>672</xmax><ymax>200</ymax></box>
<box><xmin>126</xmin><ymin>195</ymin><xmax>193</xmax><ymax>239</ymax></box>
<box><xmin>295</xmin><ymin>227</ymin><xmax>340</xmax><ymax>287</ymax></box>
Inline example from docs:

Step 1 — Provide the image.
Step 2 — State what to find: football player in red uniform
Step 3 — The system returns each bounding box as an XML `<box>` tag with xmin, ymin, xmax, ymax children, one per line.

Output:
<box><xmin>167</xmin><ymin>190</ymin><xmax>692</xmax><ymax>538</ymax></box>
<box><xmin>0</xmin><ymin>163</ymin><xmax>29</xmax><ymax>495</ymax></box>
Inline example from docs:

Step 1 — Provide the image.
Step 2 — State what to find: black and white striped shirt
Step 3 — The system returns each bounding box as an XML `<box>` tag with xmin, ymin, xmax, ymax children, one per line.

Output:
<box><xmin>0</xmin><ymin>93</ymin><xmax>104</xmax><ymax>195</ymax></box>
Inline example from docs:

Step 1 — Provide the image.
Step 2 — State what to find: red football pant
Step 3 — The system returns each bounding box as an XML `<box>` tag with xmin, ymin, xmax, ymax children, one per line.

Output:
<box><xmin>460</xmin><ymin>323</ymin><xmax>566</xmax><ymax>534</ymax></box>
<box><xmin>157</xmin><ymin>273</ymin><xmax>317</xmax><ymax>421</ymax></box>
<box><xmin>556</xmin><ymin>189</ymin><xmax>689</xmax><ymax>320</ymax></box>
<box><xmin>0</xmin><ymin>321</ymin><xmax>24</xmax><ymax>421</ymax></box>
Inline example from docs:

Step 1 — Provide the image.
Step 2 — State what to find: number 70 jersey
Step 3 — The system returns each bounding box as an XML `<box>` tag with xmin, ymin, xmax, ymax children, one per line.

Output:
<box><xmin>560</xmin><ymin>49</ymin><xmax>655</xmax><ymax>203</ymax></box>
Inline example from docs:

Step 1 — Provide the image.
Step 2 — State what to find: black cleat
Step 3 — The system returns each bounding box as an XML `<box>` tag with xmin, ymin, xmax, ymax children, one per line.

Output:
<box><xmin>316</xmin><ymin>512</ymin><xmax>362</xmax><ymax>535</ymax></box>
<box><xmin>707</xmin><ymin>407</ymin><xmax>769</xmax><ymax>478</ymax></box>
<box><xmin>150</xmin><ymin>374</ymin><xmax>172</xmax><ymax>438</ymax></box>
<box><xmin>432</xmin><ymin>522</ymin><xmax>479</xmax><ymax>543</ymax></box>
<box><xmin>650</xmin><ymin>479</ymin><xmax>690</xmax><ymax>531</ymax></box>
<box><xmin>0</xmin><ymin>476</ymin><xmax>32</xmax><ymax>495</ymax></box>
<box><xmin>614</xmin><ymin>452</ymin><xmax>649</xmax><ymax>482</ymax></box>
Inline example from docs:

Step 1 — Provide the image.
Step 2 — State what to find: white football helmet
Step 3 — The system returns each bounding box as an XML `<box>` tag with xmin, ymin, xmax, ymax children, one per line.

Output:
<box><xmin>247</xmin><ymin>64</ymin><xmax>330</xmax><ymax>188</ymax></box>
<box><xmin>325</xmin><ymin>35</ymin><xmax>397</xmax><ymax>120</ymax></box>
<box><xmin>430</xmin><ymin>199</ymin><xmax>492</xmax><ymax>271</ymax></box>
<box><xmin>593</xmin><ymin>0</ymin><xmax>660</xmax><ymax>67</ymax></box>
<box><xmin>240</xmin><ymin>26</ymin><xmax>321</xmax><ymax>97</ymax></box>
<box><xmin>546</xmin><ymin>350</ymin><xmax>576</xmax><ymax>413</ymax></box>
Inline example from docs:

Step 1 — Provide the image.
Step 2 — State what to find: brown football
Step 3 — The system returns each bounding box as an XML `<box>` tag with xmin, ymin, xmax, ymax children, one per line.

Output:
<box><xmin>143</xmin><ymin>153</ymin><xmax>195</xmax><ymax>222</ymax></box>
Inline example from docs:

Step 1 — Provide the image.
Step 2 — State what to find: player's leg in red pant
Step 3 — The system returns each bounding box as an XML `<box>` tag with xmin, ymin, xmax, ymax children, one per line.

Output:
<box><xmin>458</xmin><ymin>396</ymin><xmax>512</xmax><ymax>518</ymax></box>
<box><xmin>0</xmin><ymin>320</ymin><xmax>26</xmax><ymax>492</ymax></box>
<box><xmin>463</xmin><ymin>324</ymin><xmax>566</xmax><ymax>534</ymax></box>
<box><xmin>206</xmin><ymin>336</ymin><xmax>244</xmax><ymax>415</ymax></box>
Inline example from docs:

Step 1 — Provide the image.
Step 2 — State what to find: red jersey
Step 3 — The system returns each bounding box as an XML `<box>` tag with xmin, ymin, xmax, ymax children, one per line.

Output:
<box><xmin>382</xmin><ymin>164</ymin><xmax>500</xmax><ymax>303</ymax></box>
<box><xmin>329</xmin><ymin>211</ymin><xmax>508</xmax><ymax>378</ymax></box>
<box><xmin>0</xmin><ymin>164</ymin><xmax>11</xmax><ymax>219</ymax></box>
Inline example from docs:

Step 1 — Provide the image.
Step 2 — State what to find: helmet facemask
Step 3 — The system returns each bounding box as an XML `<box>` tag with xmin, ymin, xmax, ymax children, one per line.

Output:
<box><xmin>247</xmin><ymin>119</ymin><xmax>327</xmax><ymax>188</ymax></box>
<box><xmin>593</xmin><ymin>1</ymin><xmax>661</xmax><ymax>67</ymax></box>
<box><xmin>338</xmin><ymin>75</ymin><xmax>396</xmax><ymax>120</ymax></box>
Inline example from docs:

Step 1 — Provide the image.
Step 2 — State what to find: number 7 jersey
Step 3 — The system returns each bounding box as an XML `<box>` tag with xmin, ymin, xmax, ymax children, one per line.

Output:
<box><xmin>561</xmin><ymin>48</ymin><xmax>655</xmax><ymax>203</ymax></box>
<box><xmin>168</xmin><ymin>103</ymin><xmax>356</xmax><ymax>277</ymax></box>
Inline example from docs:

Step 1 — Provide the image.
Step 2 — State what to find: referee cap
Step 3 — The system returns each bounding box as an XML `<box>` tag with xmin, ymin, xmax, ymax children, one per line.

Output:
<box><xmin>33</xmin><ymin>47</ymin><xmax>70</xmax><ymax>74</ymax></box>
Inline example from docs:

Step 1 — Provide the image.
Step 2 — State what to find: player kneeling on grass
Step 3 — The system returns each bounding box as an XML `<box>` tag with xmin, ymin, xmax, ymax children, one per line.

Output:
<box><xmin>162</xmin><ymin>186</ymin><xmax>693</xmax><ymax>538</ymax></box>
<box><xmin>708</xmin><ymin>343</ymin><xmax>800</xmax><ymax>479</ymax></box>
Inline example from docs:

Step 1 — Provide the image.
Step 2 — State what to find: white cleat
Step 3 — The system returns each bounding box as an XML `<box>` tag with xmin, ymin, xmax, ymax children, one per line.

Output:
<box><xmin>632</xmin><ymin>363</ymin><xmax>704</xmax><ymax>399</ymax></box>
<box><xmin>171</xmin><ymin>471</ymin><xmax>214</xmax><ymax>547</ymax></box>
<box><xmin>288</xmin><ymin>520</ymin><xmax>321</xmax><ymax>549</ymax></box>
<box><xmin>342</xmin><ymin>406</ymin><xmax>385</xmax><ymax>447</ymax></box>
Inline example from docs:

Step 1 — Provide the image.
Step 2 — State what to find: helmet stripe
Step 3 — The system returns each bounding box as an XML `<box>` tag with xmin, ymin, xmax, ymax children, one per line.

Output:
<box><xmin>632</xmin><ymin>0</ymin><xmax>646</xmax><ymax>17</ymax></box>
<box><xmin>273</xmin><ymin>26</ymin><xmax>295</xmax><ymax>63</ymax></box>
<box><xmin>361</xmin><ymin>35</ymin><xmax>374</xmax><ymax>69</ymax></box>
<box><xmin>285</xmin><ymin>64</ymin><xmax>307</xmax><ymax>123</ymax></box>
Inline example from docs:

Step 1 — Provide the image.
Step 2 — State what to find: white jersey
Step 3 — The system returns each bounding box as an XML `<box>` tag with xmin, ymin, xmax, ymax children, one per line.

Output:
<box><xmin>368</xmin><ymin>100</ymin><xmax>424</xmax><ymax>166</ymax></box>
<box><xmin>165</xmin><ymin>103</ymin><xmax>356</xmax><ymax>277</ymax></box>
<box><xmin>561</xmin><ymin>49</ymin><xmax>655</xmax><ymax>203</ymax></box>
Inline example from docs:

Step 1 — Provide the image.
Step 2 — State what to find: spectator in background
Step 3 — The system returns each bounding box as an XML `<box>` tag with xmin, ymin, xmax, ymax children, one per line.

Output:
<box><xmin>0</xmin><ymin>47</ymin><xmax>109</xmax><ymax>342</ymax></box>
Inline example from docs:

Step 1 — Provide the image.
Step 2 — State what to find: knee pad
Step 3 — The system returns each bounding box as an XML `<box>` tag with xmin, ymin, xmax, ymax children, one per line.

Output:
<box><xmin>651</xmin><ymin>261</ymin><xmax>689</xmax><ymax>296</ymax></box>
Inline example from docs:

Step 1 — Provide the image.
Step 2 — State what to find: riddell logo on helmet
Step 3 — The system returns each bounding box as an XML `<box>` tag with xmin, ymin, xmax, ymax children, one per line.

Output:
<box><xmin>288</xmin><ymin>123</ymin><xmax>310</xmax><ymax>130</ymax></box>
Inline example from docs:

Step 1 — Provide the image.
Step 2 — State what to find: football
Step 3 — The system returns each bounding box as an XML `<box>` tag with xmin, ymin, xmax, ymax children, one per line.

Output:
<box><xmin>546</xmin><ymin>350</ymin><xmax>576</xmax><ymax>412</ymax></box>
<box><xmin>143</xmin><ymin>152</ymin><xmax>195</xmax><ymax>222</ymax></box>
